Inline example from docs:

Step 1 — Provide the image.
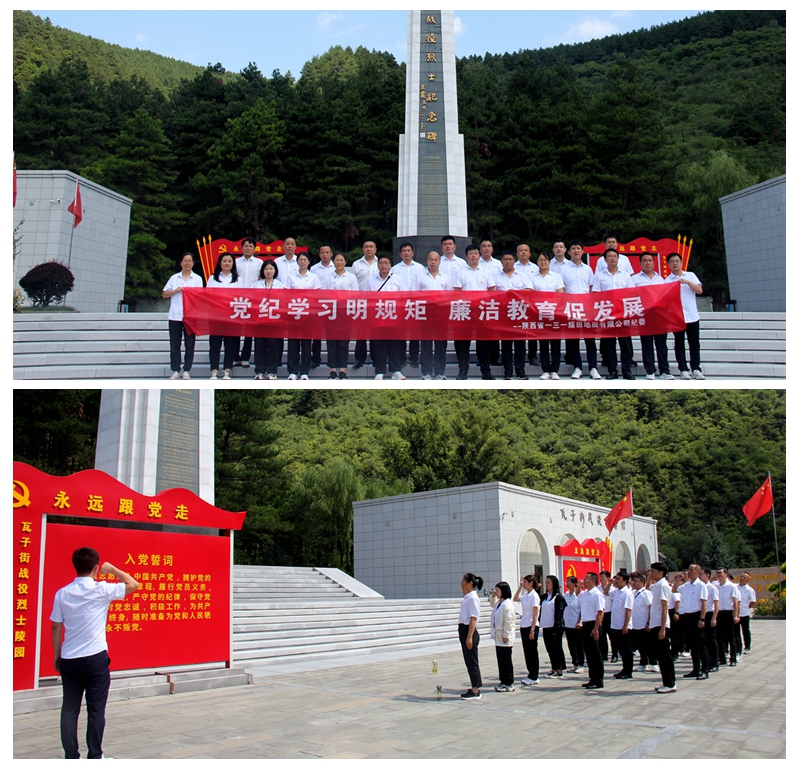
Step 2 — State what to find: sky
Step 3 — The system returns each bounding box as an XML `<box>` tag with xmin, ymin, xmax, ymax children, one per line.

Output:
<box><xmin>29</xmin><ymin>5</ymin><xmax>710</xmax><ymax>79</ymax></box>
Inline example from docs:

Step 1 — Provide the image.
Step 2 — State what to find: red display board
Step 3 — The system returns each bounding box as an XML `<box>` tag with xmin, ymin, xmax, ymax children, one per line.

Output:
<box><xmin>12</xmin><ymin>462</ymin><xmax>246</xmax><ymax>691</ymax></box>
<box><xmin>183</xmin><ymin>283</ymin><xmax>685</xmax><ymax>341</ymax></box>
<box><xmin>40</xmin><ymin>524</ymin><xmax>230</xmax><ymax>676</ymax></box>
<box><xmin>196</xmin><ymin>236</ymin><xmax>310</xmax><ymax>282</ymax></box>
<box><xmin>583</xmin><ymin>236</ymin><xmax>694</xmax><ymax>277</ymax></box>
<box><xmin>555</xmin><ymin>538</ymin><xmax>612</xmax><ymax>584</ymax></box>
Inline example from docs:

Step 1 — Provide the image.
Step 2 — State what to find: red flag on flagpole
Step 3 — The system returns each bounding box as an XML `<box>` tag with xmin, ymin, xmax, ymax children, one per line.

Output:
<box><xmin>605</xmin><ymin>489</ymin><xmax>633</xmax><ymax>532</ymax></box>
<box><xmin>13</xmin><ymin>154</ymin><xmax>17</xmax><ymax>208</ymax></box>
<box><xmin>67</xmin><ymin>180</ymin><xmax>82</xmax><ymax>228</ymax></box>
<box><xmin>742</xmin><ymin>477</ymin><xmax>773</xmax><ymax>527</ymax></box>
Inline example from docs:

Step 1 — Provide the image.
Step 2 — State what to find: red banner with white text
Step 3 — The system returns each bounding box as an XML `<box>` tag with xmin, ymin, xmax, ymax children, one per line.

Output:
<box><xmin>182</xmin><ymin>284</ymin><xmax>685</xmax><ymax>340</ymax></box>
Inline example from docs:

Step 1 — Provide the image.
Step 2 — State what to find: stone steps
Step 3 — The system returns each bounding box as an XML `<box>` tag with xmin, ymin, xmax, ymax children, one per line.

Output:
<box><xmin>13</xmin><ymin>311</ymin><xmax>786</xmax><ymax>379</ymax></box>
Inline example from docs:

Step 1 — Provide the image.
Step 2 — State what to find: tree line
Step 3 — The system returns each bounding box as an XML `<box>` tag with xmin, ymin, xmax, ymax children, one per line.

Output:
<box><xmin>13</xmin><ymin>390</ymin><xmax>786</xmax><ymax>574</ymax></box>
<box><xmin>13</xmin><ymin>10</ymin><xmax>785</xmax><ymax>305</ymax></box>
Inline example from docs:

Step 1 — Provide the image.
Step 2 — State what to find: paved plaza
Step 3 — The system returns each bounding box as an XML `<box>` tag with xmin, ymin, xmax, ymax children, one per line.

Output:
<box><xmin>15</xmin><ymin>620</ymin><xmax>785</xmax><ymax>759</ymax></box>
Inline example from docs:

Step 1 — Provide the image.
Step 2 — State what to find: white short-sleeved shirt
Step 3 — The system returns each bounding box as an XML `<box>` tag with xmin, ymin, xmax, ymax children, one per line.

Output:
<box><xmin>564</xmin><ymin>592</ymin><xmax>581</xmax><ymax>628</ymax></box>
<box><xmin>539</xmin><ymin>593</ymin><xmax>558</xmax><ymax>629</ymax></box>
<box><xmin>648</xmin><ymin>578</ymin><xmax>671</xmax><ymax>628</ymax></box>
<box><xmin>438</xmin><ymin>255</ymin><xmax>467</xmax><ymax>284</ymax></box>
<box><xmin>610</xmin><ymin>586</ymin><xmax>634</xmax><ymax>630</ymax></box>
<box><xmin>363</xmin><ymin>273</ymin><xmax>405</xmax><ymax>292</ymax></box>
<box><xmin>323</xmin><ymin>271</ymin><xmax>359</xmax><ymax>291</ymax></box>
<box><xmin>717</xmin><ymin>581</ymin><xmax>740</xmax><ymax>611</ymax></box>
<box><xmin>393</xmin><ymin>260</ymin><xmax>427</xmax><ymax>292</ymax></box>
<box><xmin>738</xmin><ymin>584</ymin><xmax>757</xmax><ymax>617</ymax></box>
<box><xmin>561</xmin><ymin>260</ymin><xmax>595</xmax><ymax>294</ymax></box>
<box><xmin>530</xmin><ymin>271</ymin><xmax>565</xmax><ymax>292</ymax></box>
<box><xmin>668</xmin><ymin>591</ymin><xmax>680</xmax><ymax>611</ymax></box>
<box><xmin>351</xmin><ymin>256</ymin><xmax>379</xmax><ymax>289</ymax></box>
<box><xmin>163</xmin><ymin>271</ymin><xmax>204</xmax><ymax>321</ymax></box>
<box><xmin>593</xmin><ymin>269</ymin><xmax>634</xmax><ymax>292</ymax></box>
<box><xmin>254</xmin><ymin>279</ymin><xmax>286</xmax><ymax>290</ymax></box>
<box><xmin>514</xmin><ymin>260</ymin><xmax>540</xmax><ymax>279</ymax></box>
<box><xmin>494</xmin><ymin>270</ymin><xmax>532</xmax><ymax>291</ymax></box>
<box><xmin>549</xmin><ymin>258</ymin><xmax>569</xmax><ymax>278</ymax></box>
<box><xmin>310</xmin><ymin>261</ymin><xmax>336</xmax><ymax>281</ymax></box>
<box><xmin>704</xmin><ymin>581</ymin><xmax>719</xmax><ymax>607</ymax></box>
<box><xmin>50</xmin><ymin>577</ymin><xmax>127</xmax><ymax>658</ymax></box>
<box><xmin>207</xmin><ymin>273</ymin><xmax>239</xmax><ymax>289</ymax></box>
<box><xmin>478</xmin><ymin>257</ymin><xmax>503</xmax><ymax>277</ymax></box>
<box><xmin>459</xmin><ymin>590</ymin><xmax>481</xmax><ymax>624</ymax></box>
<box><xmin>579</xmin><ymin>586</ymin><xmax>605</xmax><ymax>623</ymax></box>
<box><xmin>631</xmin><ymin>587</ymin><xmax>653</xmax><ymax>629</ymax></box>
<box><xmin>459</xmin><ymin>266</ymin><xmax>495</xmax><ymax>291</ymax></box>
<box><xmin>678</xmin><ymin>579</ymin><xmax>708</xmax><ymax>614</ymax></box>
<box><xmin>286</xmin><ymin>271</ymin><xmax>322</xmax><ymax>290</ymax></box>
<box><xmin>236</xmin><ymin>255</ymin><xmax>264</xmax><ymax>288</ymax></box>
<box><xmin>273</xmin><ymin>255</ymin><xmax>300</xmax><ymax>281</ymax></box>
<box><xmin>417</xmin><ymin>271</ymin><xmax>452</xmax><ymax>291</ymax></box>
<box><xmin>632</xmin><ymin>271</ymin><xmax>665</xmax><ymax>288</ymax></box>
<box><xmin>602</xmin><ymin>585</ymin><xmax>617</xmax><ymax>612</ymax></box>
<box><xmin>664</xmin><ymin>271</ymin><xmax>702</xmax><ymax>323</ymax></box>
<box><xmin>520</xmin><ymin>589</ymin><xmax>541</xmax><ymax>628</ymax></box>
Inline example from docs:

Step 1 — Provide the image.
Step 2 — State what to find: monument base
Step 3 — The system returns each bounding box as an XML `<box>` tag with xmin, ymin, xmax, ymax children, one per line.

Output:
<box><xmin>392</xmin><ymin>235</ymin><xmax>474</xmax><ymax>265</ymax></box>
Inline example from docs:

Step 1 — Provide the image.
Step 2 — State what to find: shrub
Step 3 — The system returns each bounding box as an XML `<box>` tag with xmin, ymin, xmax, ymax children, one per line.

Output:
<box><xmin>18</xmin><ymin>260</ymin><xmax>75</xmax><ymax>307</ymax></box>
<box><xmin>753</xmin><ymin>594</ymin><xmax>785</xmax><ymax>616</ymax></box>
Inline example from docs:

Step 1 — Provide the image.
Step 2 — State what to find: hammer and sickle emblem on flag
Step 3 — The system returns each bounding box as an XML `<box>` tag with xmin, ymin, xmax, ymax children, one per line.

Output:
<box><xmin>13</xmin><ymin>480</ymin><xmax>31</xmax><ymax>508</ymax></box>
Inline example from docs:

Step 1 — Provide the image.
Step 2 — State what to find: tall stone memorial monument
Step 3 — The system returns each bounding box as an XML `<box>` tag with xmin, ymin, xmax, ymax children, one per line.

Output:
<box><xmin>395</xmin><ymin>10</ymin><xmax>470</xmax><ymax>259</ymax></box>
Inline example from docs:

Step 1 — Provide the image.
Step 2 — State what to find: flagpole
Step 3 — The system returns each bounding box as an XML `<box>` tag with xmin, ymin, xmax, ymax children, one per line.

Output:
<box><xmin>769</xmin><ymin>471</ymin><xmax>780</xmax><ymax>566</ymax></box>
<box><xmin>630</xmin><ymin>487</ymin><xmax>638</xmax><ymax>572</ymax></box>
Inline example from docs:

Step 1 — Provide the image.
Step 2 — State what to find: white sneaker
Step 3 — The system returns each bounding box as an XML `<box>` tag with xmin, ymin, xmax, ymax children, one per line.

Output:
<box><xmin>635</xmin><ymin>665</ymin><xmax>648</xmax><ymax>672</ymax></box>
<box><xmin>589</xmin><ymin>368</ymin><xmax>601</xmax><ymax>379</ymax></box>
<box><xmin>300</xmin><ymin>374</ymin><xmax>309</xmax><ymax>380</ymax></box>
<box><xmin>391</xmin><ymin>371</ymin><xmax>406</xmax><ymax>380</ymax></box>
<box><xmin>567</xmin><ymin>666</ymin><xmax>580</xmax><ymax>674</ymax></box>
<box><xmin>222</xmin><ymin>370</ymin><xmax>231</xmax><ymax>380</ymax></box>
<box><xmin>550</xmin><ymin>373</ymin><xmax>560</xmax><ymax>380</ymax></box>
<box><xmin>691</xmin><ymin>369</ymin><xmax>706</xmax><ymax>380</ymax></box>
<box><xmin>648</xmin><ymin>665</ymin><xmax>659</xmax><ymax>673</ymax></box>
<box><xmin>374</xmin><ymin>373</ymin><xmax>384</xmax><ymax>380</ymax></box>
<box><xmin>169</xmin><ymin>371</ymin><xmax>180</xmax><ymax>380</ymax></box>
<box><xmin>680</xmin><ymin>371</ymin><xmax>691</xmax><ymax>380</ymax></box>
<box><xmin>287</xmin><ymin>373</ymin><xmax>298</xmax><ymax>380</ymax></box>
<box><xmin>266</xmin><ymin>373</ymin><xmax>278</xmax><ymax>380</ymax></box>
<box><xmin>254</xmin><ymin>373</ymin><xmax>265</xmax><ymax>380</ymax></box>
<box><xmin>182</xmin><ymin>371</ymin><xmax>191</xmax><ymax>380</ymax></box>
<box><xmin>434</xmin><ymin>374</ymin><xmax>447</xmax><ymax>380</ymax></box>
<box><xmin>571</xmin><ymin>367</ymin><xmax>583</xmax><ymax>379</ymax></box>
<box><xmin>659</xmin><ymin>372</ymin><xmax>675</xmax><ymax>380</ymax></box>
<box><xmin>494</xmin><ymin>684</ymin><xmax>514</xmax><ymax>692</ymax></box>
<box><xmin>540</xmin><ymin>372</ymin><xmax>551</xmax><ymax>380</ymax></box>
<box><xmin>645</xmin><ymin>373</ymin><xmax>655</xmax><ymax>380</ymax></box>
<box><xmin>521</xmin><ymin>677</ymin><xmax>540</xmax><ymax>686</ymax></box>
<box><xmin>655</xmin><ymin>685</ymin><xmax>676</xmax><ymax>694</ymax></box>
<box><xmin>421</xmin><ymin>374</ymin><xmax>432</xmax><ymax>380</ymax></box>
<box><xmin>737</xmin><ymin>654</ymin><xmax>742</xmax><ymax>663</ymax></box>
<box><xmin>210</xmin><ymin>370</ymin><xmax>218</xmax><ymax>379</ymax></box>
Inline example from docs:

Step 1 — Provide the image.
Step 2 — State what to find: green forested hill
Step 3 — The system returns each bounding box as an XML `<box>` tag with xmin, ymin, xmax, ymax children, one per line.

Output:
<box><xmin>13</xmin><ymin>10</ymin><xmax>785</xmax><ymax>305</ymax></box>
<box><xmin>13</xmin><ymin>390</ymin><xmax>786</xmax><ymax>574</ymax></box>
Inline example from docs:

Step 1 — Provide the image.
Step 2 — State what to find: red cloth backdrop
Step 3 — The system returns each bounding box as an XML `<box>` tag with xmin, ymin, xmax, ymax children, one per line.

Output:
<box><xmin>182</xmin><ymin>283</ymin><xmax>685</xmax><ymax>341</ymax></box>
<box><xmin>584</xmin><ymin>237</ymin><xmax>693</xmax><ymax>277</ymax></box>
<box><xmin>195</xmin><ymin>237</ymin><xmax>310</xmax><ymax>282</ymax></box>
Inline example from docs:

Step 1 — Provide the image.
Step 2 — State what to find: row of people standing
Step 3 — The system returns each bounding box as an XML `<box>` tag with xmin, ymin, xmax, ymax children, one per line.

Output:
<box><xmin>163</xmin><ymin>234</ymin><xmax>703</xmax><ymax>381</ymax></box>
<box><xmin>457</xmin><ymin>563</ymin><xmax>753</xmax><ymax>699</ymax></box>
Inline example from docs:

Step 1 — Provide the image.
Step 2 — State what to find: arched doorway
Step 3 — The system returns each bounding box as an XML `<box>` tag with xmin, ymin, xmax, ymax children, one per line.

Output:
<box><xmin>518</xmin><ymin>529</ymin><xmax>547</xmax><ymax>588</ymax></box>
<box><xmin>636</xmin><ymin>544</ymin><xmax>651</xmax><ymax>572</ymax></box>
<box><xmin>615</xmin><ymin>541</ymin><xmax>631</xmax><ymax>574</ymax></box>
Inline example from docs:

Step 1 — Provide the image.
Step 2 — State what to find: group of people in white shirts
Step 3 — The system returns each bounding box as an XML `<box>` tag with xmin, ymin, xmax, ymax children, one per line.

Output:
<box><xmin>162</xmin><ymin>234</ymin><xmax>705</xmax><ymax>382</ymax></box>
<box><xmin>456</xmin><ymin>564</ymin><xmax>756</xmax><ymax>700</ymax></box>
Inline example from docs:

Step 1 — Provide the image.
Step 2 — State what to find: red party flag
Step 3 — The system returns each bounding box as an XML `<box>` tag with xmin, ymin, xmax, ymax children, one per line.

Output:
<box><xmin>742</xmin><ymin>476</ymin><xmax>773</xmax><ymax>527</ymax></box>
<box><xmin>67</xmin><ymin>180</ymin><xmax>82</xmax><ymax>228</ymax></box>
<box><xmin>605</xmin><ymin>489</ymin><xmax>633</xmax><ymax>532</ymax></box>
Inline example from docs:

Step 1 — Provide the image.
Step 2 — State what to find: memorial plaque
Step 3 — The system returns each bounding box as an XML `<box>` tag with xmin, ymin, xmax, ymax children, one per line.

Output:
<box><xmin>156</xmin><ymin>390</ymin><xmax>199</xmax><ymax>495</ymax></box>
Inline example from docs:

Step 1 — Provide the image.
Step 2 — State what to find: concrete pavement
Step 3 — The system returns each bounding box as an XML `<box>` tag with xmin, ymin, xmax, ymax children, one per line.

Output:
<box><xmin>14</xmin><ymin>620</ymin><xmax>785</xmax><ymax>759</ymax></box>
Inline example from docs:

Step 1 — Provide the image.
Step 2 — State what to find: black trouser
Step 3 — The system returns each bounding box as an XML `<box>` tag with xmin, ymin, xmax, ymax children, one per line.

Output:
<box><xmin>420</xmin><ymin>340</ymin><xmax>446</xmax><ymax>377</ymax></box>
<box><xmin>600</xmin><ymin>337</ymin><xmax>633</xmax><ymax>376</ymax></box>
<box><xmin>488</xmin><ymin>339</ymin><xmax>501</xmax><ymax>365</ymax></box>
<box><xmin>542</xmin><ymin>626</ymin><xmax>566</xmax><ymax>672</ymax></box>
<box><xmin>287</xmin><ymin>339</ymin><xmax>312</xmax><ymax>376</ymax></box>
<box><xmin>565</xmin><ymin>337</ymin><xmax>597</xmax><ymax>371</ymax></box>
<box><xmin>404</xmin><ymin>340</ymin><xmax>420</xmax><ymax>365</ymax></box>
<box><xmin>370</xmin><ymin>339</ymin><xmax>405</xmax><ymax>376</ymax></box>
<box><xmin>539</xmin><ymin>339</ymin><xmax>561</xmax><ymax>374</ymax></box>
<box><xmin>705</xmin><ymin>622</ymin><xmax>719</xmax><ymax>668</ymax></box>
<box><xmin>565</xmin><ymin>627</ymin><xmax>584</xmax><ymax>667</ymax></box>
<box><xmin>669</xmin><ymin>609</ymin><xmax>684</xmax><ymax>656</ymax></box>
<box><xmin>327</xmin><ymin>339</ymin><xmax>349</xmax><ymax>369</ymax></box>
<box><xmin>649</xmin><ymin>628</ymin><xmax>676</xmax><ymax>687</ymax></box>
<box><xmin>739</xmin><ymin>615</ymin><xmax>751</xmax><ymax>651</ymax></box>
<box><xmin>600</xmin><ymin>612</ymin><xmax>612</xmax><ymax>660</ymax></box>
<box><xmin>209</xmin><ymin>335</ymin><xmax>237</xmax><ymax>371</ymax></box>
<box><xmin>354</xmin><ymin>339</ymin><xmax>369</xmax><ymax>366</ymax></box>
<box><xmin>681</xmin><ymin>611</ymin><xmax>709</xmax><ymax>673</ymax></box>
<box><xmin>717</xmin><ymin>610</ymin><xmax>736</xmax><ymax>663</ymax></box>
<box><xmin>520</xmin><ymin>625</ymin><xmax>539</xmax><ymax>680</ymax></box>
<box><xmin>495</xmin><ymin>645</ymin><xmax>514</xmax><ymax>686</ymax></box>
<box><xmin>640</xmin><ymin>333</ymin><xmax>670</xmax><ymax>375</ymax></box>
<box><xmin>581</xmin><ymin>623</ymin><xmax>603</xmax><ymax>685</ymax></box>
<box><xmin>501</xmin><ymin>340</ymin><xmax>526</xmax><ymax>378</ymax></box>
<box><xmin>673</xmin><ymin>320</ymin><xmax>701</xmax><ymax>372</ymax></box>
<box><xmin>611</xmin><ymin>628</ymin><xmax>634</xmax><ymax>675</ymax></box>
<box><xmin>458</xmin><ymin>624</ymin><xmax>482</xmax><ymax>689</ymax></box>
<box><xmin>168</xmin><ymin>320</ymin><xmax>195</xmax><ymax>373</ymax></box>
<box><xmin>60</xmin><ymin>650</ymin><xmax>111</xmax><ymax>760</ymax></box>
<box><xmin>235</xmin><ymin>336</ymin><xmax>253</xmax><ymax>363</ymax></box>
<box><xmin>632</xmin><ymin>627</ymin><xmax>654</xmax><ymax>666</ymax></box>
<box><xmin>311</xmin><ymin>338</ymin><xmax>322</xmax><ymax>367</ymax></box>
<box><xmin>527</xmin><ymin>339</ymin><xmax>538</xmax><ymax>363</ymax></box>
<box><xmin>254</xmin><ymin>337</ymin><xmax>283</xmax><ymax>375</ymax></box>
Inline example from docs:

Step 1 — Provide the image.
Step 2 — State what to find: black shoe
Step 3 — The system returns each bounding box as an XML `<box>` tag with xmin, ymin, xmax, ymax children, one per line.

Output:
<box><xmin>696</xmin><ymin>672</ymin><xmax>709</xmax><ymax>680</ymax></box>
<box><xmin>353</xmin><ymin>361</ymin><xmax>364</xmax><ymax>370</ymax></box>
<box><xmin>409</xmin><ymin>360</ymin><xmax>420</xmax><ymax>368</ymax></box>
<box><xmin>457</xmin><ymin>373</ymin><xmax>468</xmax><ymax>380</ymax></box>
<box><xmin>581</xmin><ymin>682</ymin><xmax>592</xmax><ymax>688</ymax></box>
<box><xmin>606</xmin><ymin>372</ymin><xmax>619</xmax><ymax>380</ymax></box>
<box><xmin>338</xmin><ymin>371</ymin><xmax>347</xmax><ymax>380</ymax></box>
<box><xmin>622</xmin><ymin>372</ymin><xmax>636</xmax><ymax>380</ymax></box>
<box><xmin>328</xmin><ymin>370</ymin><xmax>338</xmax><ymax>379</ymax></box>
<box><xmin>614</xmin><ymin>673</ymin><xmax>632</xmax><ymax>679</ymax></box>
<box><xmin>709</xmin><ymin>666</ymin><xmax>719</xmax><ymax>673</ymax></box>
<box><xmin>310</xmin><ymin>361</ymin><xmax>319</xmax><ymax>369</ymax></box>
<box><xmin>481</xmin><ymin>374</ymin><xmax>496</xmax><ymax>381</ymax></box>
<box><xmin>585</xmin><ymin>683</ymin><xmax>604</xmax><ymax>689</ymax></box>
<box><xmin>729</xmin><ymin>660</ymin><xmax>737</xmax><ymax>666</ymax></box>
<box><xmin>683</xmin><ymin>672</ymin><xmax>699</xmax><ymax>678</ymax></box>
<box><xmin>503</xmin><ymin>376</ymin><xmax>513</xmax><ymax>380</ymax></box>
